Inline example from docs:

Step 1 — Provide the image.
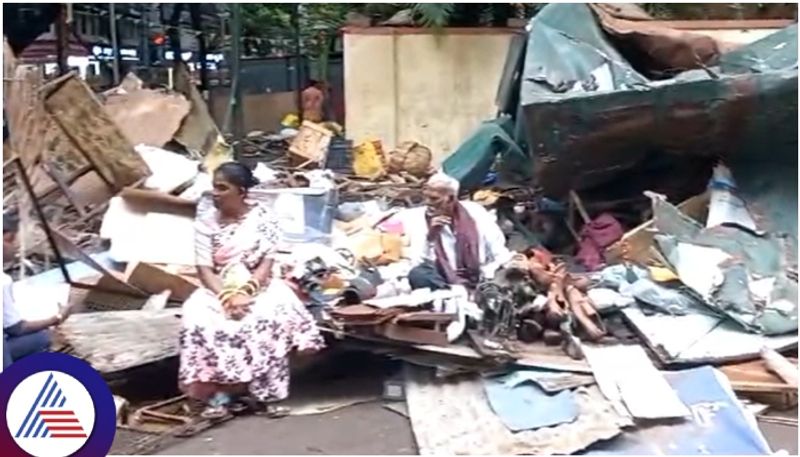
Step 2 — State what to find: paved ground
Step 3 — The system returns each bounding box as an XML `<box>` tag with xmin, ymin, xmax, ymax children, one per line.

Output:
<box><xmin>153</xmin><ymin>352</ymin><xmax>417</xmax><ymax>455</ymax></box>
<box><xmin>136</xmin><ymin>351</ymin><xmax>797</xmax><ymax>456</ymax></box>
<box><xmin>157</xmin><ymin>402</ymin><xmax>416</xmax><ymax>455</ymax></box>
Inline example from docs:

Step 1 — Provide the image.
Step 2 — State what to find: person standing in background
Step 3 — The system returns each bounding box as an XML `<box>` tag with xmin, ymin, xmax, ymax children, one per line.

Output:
<box><xmin>301</xmin><ymin>79</ymin><xmax>326</xmax><ymax>123</ymax></box>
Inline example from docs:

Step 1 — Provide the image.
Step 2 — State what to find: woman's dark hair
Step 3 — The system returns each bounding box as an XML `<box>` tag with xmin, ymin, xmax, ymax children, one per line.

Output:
<box><xmin>215</xmin><ymin>162</ymin><xmax>259</xmax><ymax>190</ymax></box>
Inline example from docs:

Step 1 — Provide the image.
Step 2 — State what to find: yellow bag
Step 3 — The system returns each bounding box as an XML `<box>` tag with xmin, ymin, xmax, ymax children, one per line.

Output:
<box><xmin>351</xmin><ymin>230</ymin><xmax>403</xmax><ymax>266</ymax></box>
<box><xmin>352</xmin><ymin>139</ymin><xmax>386</xmax><ymax>179</ymax></box>
<box><xmin>281</xmin><ymin>113</ymin><xmax>300</xmax><ymax>129</ymax></box>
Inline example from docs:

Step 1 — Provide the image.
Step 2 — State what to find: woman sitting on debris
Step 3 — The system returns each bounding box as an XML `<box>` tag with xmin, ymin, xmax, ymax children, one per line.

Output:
<box><xmin>179</xmin><ymin>162</ymin><xmax>324</xmax><ymax>420</ymax></box>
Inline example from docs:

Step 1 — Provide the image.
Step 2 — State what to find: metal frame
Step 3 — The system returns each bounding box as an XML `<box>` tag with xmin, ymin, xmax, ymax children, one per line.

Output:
<box><xmin>11</xmin><ymin>156</ymin><xmax>143</xmax><ymax>297</ymax></box>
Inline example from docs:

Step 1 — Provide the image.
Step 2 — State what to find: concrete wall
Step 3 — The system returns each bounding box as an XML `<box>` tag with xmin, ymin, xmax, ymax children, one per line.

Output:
<box><xmin>209</xmin><ymin>88</ymin><xmax>297</xmax><ymax>134</ymax></box>
<box><xmin>344</xmin><ymin>28</ymin><xmax>518</xmax><ymax>164</ymax></box>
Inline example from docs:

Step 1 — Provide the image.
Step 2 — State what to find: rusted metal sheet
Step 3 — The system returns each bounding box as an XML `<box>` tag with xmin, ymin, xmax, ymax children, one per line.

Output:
<box><xmin>104</xmin><ymin>88</ymin><xmax>191</xmax><ymax>148</ymax></box>
<box><xmin>42</xmin><ymin>74</ymin><xmax>151</xmax><ymax>190</ymax></box>
<box><xmin>404</xmin><ymin>365</ymin><xmax>631</xmax><ymax>455</ymax></box>
<box><xmin>517</xmin><ymin>4</ymin><xmax>797</xmax><ymax>198</ymax></box>
<box><xmin>591</xmin><ymin>3</ymin><xmax>722</xmax><ymax>74</ymax></box>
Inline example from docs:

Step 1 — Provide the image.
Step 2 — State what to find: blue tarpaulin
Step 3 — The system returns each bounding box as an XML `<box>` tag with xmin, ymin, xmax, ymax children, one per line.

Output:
<box><xmin>483</xmin><ymin>371</ymin><xmax>579</xmax><ymax>432</ymax></box>
<box><xmin>584</xmin><ymin>366</ymin><xmax>771</xmax><ymax>455</ymax></box>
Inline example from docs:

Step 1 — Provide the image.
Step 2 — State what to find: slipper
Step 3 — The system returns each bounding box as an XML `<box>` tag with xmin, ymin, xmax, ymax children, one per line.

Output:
<box><xmin>228</xmin><ymin>401</ymin><xmax>249</xmax><ymax>415</ymax></box>
<box><xmin>200</xmin><ymin>405</ymin><xmax>230</xmax><ymax>420</ymax></box>
<box><xmin>261</xmin><ymin>404</ymin><xmax>290</xmax><ymax>419</ymax></box>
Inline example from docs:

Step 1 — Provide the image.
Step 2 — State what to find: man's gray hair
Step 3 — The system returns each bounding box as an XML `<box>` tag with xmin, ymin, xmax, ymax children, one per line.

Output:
<box><xmin>426</xmin><ymin>171</ymin><xmax>460</xmax><ymax>195</ymax></box>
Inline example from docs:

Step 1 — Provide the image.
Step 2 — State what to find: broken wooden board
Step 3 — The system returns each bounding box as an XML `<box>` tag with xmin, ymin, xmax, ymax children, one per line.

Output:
<box><xmin>42</xmin><ymin>74</ymin><xmax>151</xmax><ymax>190</ymax></box>
<box><xmin>6</xmin><ymin>67</ymin><xmax>54</xmax><ymax>173</ymax></box>
<box><xmin>56</xmin><ymin>309</ymin><xmax>181</xmax><ymax>373</ymax></box>
<box><xmin>721</xmin><ymin>358</ymin><xmax>798</xmax><ymax>396</ymax></box>
<box><xmin>376</xmin><ymin>322</ymin><xmax>449</xmax><ymax>346</ymax></box>
<box><xmin>124</xmin><ymin>262</ymin><xmax>199</xmax><ymax>302</ymax></box>
<box><xmin>606</xmin><ymin>191</ymin><xmax>710</xmax><ymax>266</ymax></box>
<box><xmin>68</xmin><ymin>278</ymin><xmax>149</xmax><ymax>313</ymax></box>
<box><xmin>582</xmin><ymin>344</ymin><xmax>690</xmax><ymax>420</ymax></box>
<box><xmin>120</xmin><ymin>188</ymin><xmax>197</xmax><ymax>218</ymax></box>
<box><xmin>507</xmin><ymin>340</ymin><xmax>593</xmax><ymax>374</ymax></box>
<box><xmin>404</xmin><ymin>365</ymin><xmax>630</xmax><ymax>455</ymax></box>
<box><xmin>171</xmin><ymin>61</ymin><xmax>232</xmax><ymax>172</ymax></box>
<box><xmin>289</xmin><ymin>121</ymin><xmax>333</xmax><ymax>166</ymax></box>
<box><xmin>104</xmin><ymin>88</ymin><xmax>191</xmax><ymax>148</ymax></box>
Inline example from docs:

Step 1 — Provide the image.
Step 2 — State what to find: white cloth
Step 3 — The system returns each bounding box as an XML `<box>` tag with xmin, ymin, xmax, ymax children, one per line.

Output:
<box><xmin>403</xmin><ymin>201</ymin><xmax>513</xmax><ymax>280</ymax></box>
<box><xmin>3</xmin><ymin>273</ymin><xmax>21</xmax><ymax>329</ymax></box>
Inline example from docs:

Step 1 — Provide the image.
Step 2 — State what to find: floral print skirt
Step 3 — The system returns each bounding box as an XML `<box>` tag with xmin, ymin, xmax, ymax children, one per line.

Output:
<box><xmin>178</xmin><ymin>279</ymin><xmax>324</xmax><ymax>403</ymax></box>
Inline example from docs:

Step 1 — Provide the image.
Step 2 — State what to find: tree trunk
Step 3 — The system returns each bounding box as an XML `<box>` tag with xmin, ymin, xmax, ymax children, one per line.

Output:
<box><xmin>188</xmin><ymin>4</ymin><xmax>208</xmax><ymax>91</ymax></box>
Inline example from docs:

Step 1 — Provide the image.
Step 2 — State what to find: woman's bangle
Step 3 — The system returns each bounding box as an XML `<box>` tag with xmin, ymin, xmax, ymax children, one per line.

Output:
<box><xmin>217</xmin><ymin>287</ymin><xmax>239</xmax><ymax>304</ymax></box>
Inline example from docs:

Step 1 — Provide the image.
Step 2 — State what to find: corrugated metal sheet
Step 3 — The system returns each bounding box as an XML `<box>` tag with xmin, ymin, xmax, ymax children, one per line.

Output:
<box><xmin>622</xmin><ymin>306</ymin><xmax>798</xmax><ymax>365</ymax></box>
<box><xmin>404</xmin><ymin>365</ymin><xmax>631</xmax><ymax>455</ymax></box>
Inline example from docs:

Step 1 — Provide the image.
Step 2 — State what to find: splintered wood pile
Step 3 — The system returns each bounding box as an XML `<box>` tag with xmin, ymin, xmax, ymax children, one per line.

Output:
<box><xmin>336</xmin><ymin>174</ymin><xmax>426</xmax><ymax>206</ymax></box>
<box><xmin>56</xmin><ymin>309</ymin><xmax>182</xmax><ymax>374</ymax></box>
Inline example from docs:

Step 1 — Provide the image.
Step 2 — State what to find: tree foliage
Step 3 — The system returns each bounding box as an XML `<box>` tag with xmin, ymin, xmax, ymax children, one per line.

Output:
<box><xmin>237</xmin><ymin>3</ymin><xmax>797</xmax><ymax>58</ymax></box>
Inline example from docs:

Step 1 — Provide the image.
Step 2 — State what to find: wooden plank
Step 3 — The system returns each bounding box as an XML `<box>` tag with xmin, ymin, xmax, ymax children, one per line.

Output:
<box><xmin>124</xmin><ymin>262</ymin><xmax>199</xmax><ymax>302</ymax></box>
<box><xmin>508</xmin><ymin>340</ymin><xmax>593</xmax><ymax>374</ymax></box>
<box><xmin>582</xmin><ymin>344</ymin><xmax>690</xmax><ymax>420</ymax></box>
<box><xmin>41</xmin><ymin>159</ymin><xmax>89</xmax><ymax>217</ymax></box>
<box><xmin>288</xmin><ymin>121</ymin><xmax>333</xmax><ymax>166</ymax></box>
<box><xmin>377</xmin><ymin>322</ymin><xmax>449</xmax><ymax>346</ymax></box>
<box><xmin>6</xmin><ymin>66</ymin><xmax>48</xmax><ymax>173</ymax></box>
<box><xmin>56</xmin><ymin>309</ymin><xmax>181</xmax><ymax>373</ymax></box>
<box><xmin>119</xmin><ymin>188</ymin><xmax>197</xmax><ymax>217</ymax></box>
<box><xmin>721</xmin><ymin>358</ymin><xmax>798</xmax><ymax>394</ymax></box>
<box><xmin>41</xmin><ymin>74</ymin><xmax>151</xmax><ymax>191</ymax></box>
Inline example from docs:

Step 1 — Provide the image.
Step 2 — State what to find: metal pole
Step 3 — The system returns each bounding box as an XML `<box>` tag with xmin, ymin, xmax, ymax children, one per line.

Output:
<box><xmin>293</xmin><ymin>4</ymin><xmax>302</xmax><ymax>116</ymax></box>
<box><xmin>55</xmin><ymin>4</ymin><xmax>69</xmax><ymax>75</ymax></box>
<box><xmin>109</xmin><ymin>3</ymin><xmax>120</xmax><ymax>84</ymax></box>
<box><xmin>224</xmin><ymin>3</ymin><xmax>242</xmax><ymax>137</ymax></box>
<box><xmin>13</xmin><ymin>158</ymin><xmax>72</xmax><ymax>285</ymax></box>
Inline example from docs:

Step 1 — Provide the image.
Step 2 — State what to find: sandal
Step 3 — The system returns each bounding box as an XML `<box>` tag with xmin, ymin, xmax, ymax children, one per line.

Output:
<box><xmin>263</xmin><ymin>404</ymin><xmax>291</xmax><ymax>418</ymax></box>
<box><xmin>200</xmin><ymin>405</ymin><xmax>230</xmax><ymax>420</ymax></box>
<box><xmin>251</xmin><ymin>403</ymin><xmax>290</xmax><ymax>418</ymax></box>
<box><xmin>228</xmin><ymin>400</ymin><xmax>249</xmax><ymax>415</ymax></box>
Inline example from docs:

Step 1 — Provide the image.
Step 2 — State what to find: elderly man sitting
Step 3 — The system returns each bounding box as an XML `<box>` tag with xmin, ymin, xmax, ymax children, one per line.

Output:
<box><xmin>404</xmin><ymin>172</ymin><xmax>512</xmax><ymax>291</ymax></box>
